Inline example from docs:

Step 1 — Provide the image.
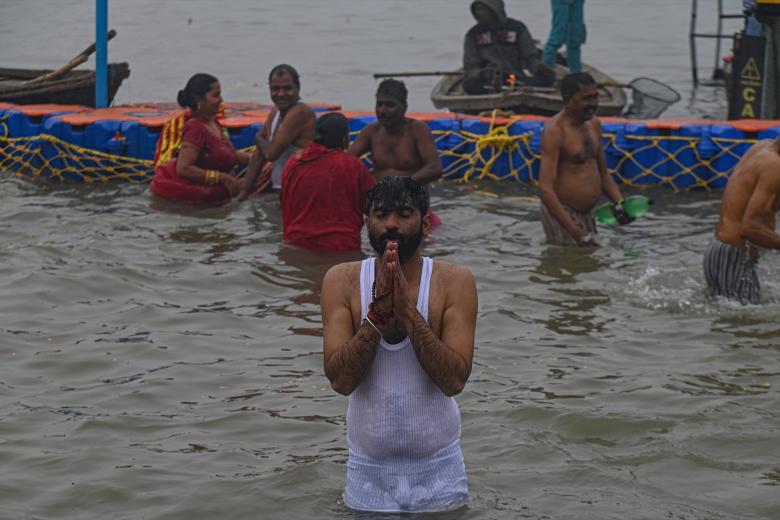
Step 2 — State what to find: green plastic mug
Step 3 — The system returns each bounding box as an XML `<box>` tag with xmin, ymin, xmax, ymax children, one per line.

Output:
<box><xmin>595</xmin><ymin>195</ymin><xmax>652</xmax><ymax>225</ymax></box>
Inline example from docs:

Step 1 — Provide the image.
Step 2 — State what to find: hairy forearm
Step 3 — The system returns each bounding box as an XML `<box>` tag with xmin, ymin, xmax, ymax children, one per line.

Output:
<box><xmin>406</xmin><ymin>310</ymin><xmax>470</xmax><ymax>396</ymax></box>
<box><xmin>324</xmin><ymin>323</ymin><xmax>380</xmax><ymax>395</ymax></box>
<box><xmin>741</xmin><ymin>226</ymin><xmax>780</xmax><ymax>250</ymax></box>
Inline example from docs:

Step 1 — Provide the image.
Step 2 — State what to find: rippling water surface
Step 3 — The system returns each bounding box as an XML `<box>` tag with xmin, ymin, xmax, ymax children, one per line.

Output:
<box><xmin>2</xmin><ymin>1</ymin><xmax>780</xmax><ymax>519</ymax></box>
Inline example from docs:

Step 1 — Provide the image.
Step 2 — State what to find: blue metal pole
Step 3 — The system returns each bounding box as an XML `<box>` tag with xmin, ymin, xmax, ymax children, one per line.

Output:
<box><xmin>95</xmin><ymin>0</ymin><xmax>108</xmax><ymax>107</ymax></box>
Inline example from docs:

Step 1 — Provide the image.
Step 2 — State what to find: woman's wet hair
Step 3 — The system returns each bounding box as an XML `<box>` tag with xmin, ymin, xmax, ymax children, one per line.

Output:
<box><xmin>376</xmin><ymin>79</ymin><xmax>408</xmax><ymax>106</ymax></box>
<box><xmin>313</xmin><ymin>112</ymin><xmax>349</xmax><ymax>149</ymax></box>
<box><xmin>268</xmin><ymin>64</ymin><xmax>300</xmax><ymax>88</ymax></box>
<box><xmin>366</xmin><ymin>176</ymin><xmax>429</xmax><ymax>217</ymax></box>
<box><xmin>177</xmin><ymin>73</ymin><xmax>219</xmax><ymax>110</ymax></box>
<box><xmin>561</xmin><ymin>72</ymin><xmax>596</xmax><ymax>101</ymax></box>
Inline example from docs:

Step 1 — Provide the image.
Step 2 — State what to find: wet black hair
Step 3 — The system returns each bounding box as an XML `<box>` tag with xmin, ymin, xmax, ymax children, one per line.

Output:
<box><xmin>313</xmin><ymin>112</ymin><xmax>349</xmax><ymax>149</ymax></box>
<box><xmin>365</xmin><ymin>176</ymin><xmax>429</xmax><ymax>217</ymax></box>
<box><xmin>376</xmin><ymin>78</ymin><xmax>408</xmax><ymax>106</ymax></box>
<box><xmin>268</xmin><ymin>64</ymin><xmax>300</xmax><ymax>88</ymax></box>
<box><xmin>177</xmin><ymin>73</ymin><xmax>219</xmax><ymax>110</ymax></box>
<box><xmin>561</xmin><ymin>71</ymin><xmax>596</xmax><ymax>101</ymax></box>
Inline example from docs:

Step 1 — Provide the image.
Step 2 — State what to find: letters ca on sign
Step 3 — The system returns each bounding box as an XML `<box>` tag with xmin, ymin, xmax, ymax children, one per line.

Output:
<box><xmin>740</xmin><ymin>57</ymin><xmax>762</xmax><ymax>117</ymax></box>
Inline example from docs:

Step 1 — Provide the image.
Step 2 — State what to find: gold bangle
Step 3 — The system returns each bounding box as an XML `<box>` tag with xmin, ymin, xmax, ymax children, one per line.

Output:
<box><xmin>205</xmin><ymin>170</ymin><xmax>220</xmax><ymax>185</ymax></box>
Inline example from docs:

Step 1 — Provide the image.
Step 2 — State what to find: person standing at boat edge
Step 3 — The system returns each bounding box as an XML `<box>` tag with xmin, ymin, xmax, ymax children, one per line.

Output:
<box><xmin>703</xmin><ymin>136</ymin><xmax>780</xmax><ymax>304</ymax></box>
<box><xmin>321</xmin><ymin>176</ymin><xmax>477</xmax><ymax>513</ymax></box>
<box><xmin>538</xmin><ymin>72</ymin><xmax>632</xmax><ymax>247</ymax></box>
<box><xmin>462</xmin><ymin>0</ymin><xmax>555</xmax><ymax>94</ymax></box>
<box><xmin>239</xmin><ymin>64</ymin><xmax>316</xmax><ymax>198</ymax></box>
<box><xmin>542</xmin><ymin>0</ymin><xmax>586</xmax><ymax>73</ymax></box>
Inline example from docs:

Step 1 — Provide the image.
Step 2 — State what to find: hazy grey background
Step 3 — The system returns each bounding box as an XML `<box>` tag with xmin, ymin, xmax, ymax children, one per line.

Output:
<box><xmin>1</xmin><ymin>2</ymin><xmax>778</xmax><ymax>520</ymax></box>
<box><xmin>1</xmin><ymin>0</ymin><xmax>745</xmax><ymax>118</ymax></box>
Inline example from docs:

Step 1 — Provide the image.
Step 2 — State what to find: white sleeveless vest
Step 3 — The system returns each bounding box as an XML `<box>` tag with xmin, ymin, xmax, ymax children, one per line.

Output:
<box><xmin>343</xmin><ymin>256</ymin><xmax>468</xmax><ymax>513</ymax></box>
<box><xmin>269</xmin><ymin>110</ymin><xmax>300</xmax><ymax>189</ymax></box>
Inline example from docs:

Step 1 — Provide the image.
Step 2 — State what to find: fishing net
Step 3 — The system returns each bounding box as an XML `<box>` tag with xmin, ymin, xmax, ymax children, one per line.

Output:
<box><xmin>623</xmin><ymin>77</ymin><xmax>681</xmax><ymax>119</ymax></box>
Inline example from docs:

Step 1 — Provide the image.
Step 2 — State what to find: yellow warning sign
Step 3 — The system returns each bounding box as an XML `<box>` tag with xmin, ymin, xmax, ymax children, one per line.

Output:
<box><xmin>742</xmin><ymin>58</ymin><xmax>762</xmax><ymax>81</ymax></box>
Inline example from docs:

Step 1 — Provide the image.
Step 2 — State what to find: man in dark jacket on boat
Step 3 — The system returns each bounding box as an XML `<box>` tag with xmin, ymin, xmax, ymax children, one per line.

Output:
<box><xmin>463</xmin><ymin>0</ymin><xmax>555</xmax><ymax>95</ymax></box>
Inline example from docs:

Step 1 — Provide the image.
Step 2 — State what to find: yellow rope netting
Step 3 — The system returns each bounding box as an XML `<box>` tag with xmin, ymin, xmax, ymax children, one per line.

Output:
<box><xmin>431</xmin><ymin>110</ymin><xmax>758</xmax><ymax>190</ymax></box>
<box><xmin>0</xmin><ymin>132</ymin><xmax>153</xmax><ymax>184</ymax></box>
<box><xmin>0</xmin><ymin>111</ymin><xmax>761</xmax><ymax>190</ymax></box>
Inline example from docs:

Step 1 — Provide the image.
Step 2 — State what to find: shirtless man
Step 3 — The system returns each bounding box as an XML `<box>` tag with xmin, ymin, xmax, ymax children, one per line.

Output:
<box><xmin>703</xmin><ymin>137</ymin><xmax>780</xmax><ymax>304</ymax></box>
<box><xmin>240</xmin><ymin>64</ymin><xmax>316</xmax><ymax>197</ymax></box>
<box><xmin>321</xmin><ymin>176</ymin><xmax>477</xmax><ymax>512</ymax></box>
<box><xmin>538</xmin><ymin>72</ymin><xmax>630</xmax><ymax>246</ymax></box>
<box><xmin>348</xmin><ymin>79</ymin><xmax>442</xmax><ymax>185</ymax></box>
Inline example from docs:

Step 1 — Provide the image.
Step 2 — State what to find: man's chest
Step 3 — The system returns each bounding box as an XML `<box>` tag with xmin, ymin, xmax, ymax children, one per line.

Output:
<box><xmin>371</xmin><ymin>135</ymin><xmax>421</xmax><ymax>169</ymax></box>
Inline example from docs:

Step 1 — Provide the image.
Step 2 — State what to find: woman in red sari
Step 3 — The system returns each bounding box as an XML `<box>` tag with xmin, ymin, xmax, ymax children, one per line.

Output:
<box><xmin>151</xmin><ymin>73</ymin><xmax>251</xmax><ymax>204</ymax></box>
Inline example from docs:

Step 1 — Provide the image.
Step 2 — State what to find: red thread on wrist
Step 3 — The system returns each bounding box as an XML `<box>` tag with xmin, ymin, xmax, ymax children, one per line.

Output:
<box><xmin>366</xmin><ymin>307</ymin><xmax>387</xmax><ymax>327</ymax></box>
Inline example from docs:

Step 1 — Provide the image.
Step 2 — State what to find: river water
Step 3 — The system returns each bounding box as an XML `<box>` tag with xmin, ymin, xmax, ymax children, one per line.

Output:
<box><xmin>1</xmin><ymin>1</ymin><xmax>779</xmax><ymax>519</ymax></box>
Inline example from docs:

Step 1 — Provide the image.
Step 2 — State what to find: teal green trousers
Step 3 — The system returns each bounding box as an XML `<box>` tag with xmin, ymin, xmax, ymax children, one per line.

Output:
<box><xmin>542</xmin><ymin>0</ymin><xmax>585</xmax><ymax>72</ymax></box>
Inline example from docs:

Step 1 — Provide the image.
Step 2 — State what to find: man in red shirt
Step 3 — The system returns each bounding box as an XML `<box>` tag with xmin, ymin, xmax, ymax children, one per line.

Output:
<box><xmin>281</xmin><ymin>112</ymin><xmax>376</xmax><ymax>251</ymax></box>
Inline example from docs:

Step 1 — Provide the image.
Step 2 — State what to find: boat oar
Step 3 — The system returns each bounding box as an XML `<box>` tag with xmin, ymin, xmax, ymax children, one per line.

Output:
<box><xmin>26</xmin><ymin>29</ymin><xmax>117</xmax><ymax>85</ymax></box>
<box><xmin>373</xmin><ymin>70</ymin><xmax>461</xmax><ymax>79</ymax></box>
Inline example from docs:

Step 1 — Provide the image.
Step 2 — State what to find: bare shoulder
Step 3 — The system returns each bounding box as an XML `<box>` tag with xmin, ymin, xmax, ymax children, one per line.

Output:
<box><xmin>542</xmin><ymin>116</ymin><xmax>564</xmax><ymax>138</ymax></box>
<box><xmin>410</xmin><ymin>118</ymin><xmax>433</xmax><ymax>133</ymax></box>
<box><xmin>745</xmin><ymin>141</ymin><xmax>780</xmax><ymax>173</ymax></box>
<box><xmin>323</xmin><ymin>260</ymin><xmax>362</xmax><ymax>288</ymax></box>
<box><xmin>431</xmin><ymin>259</ymin><xmax>476</xmax><ymax>289</ymax></box>
<box><xmin>292</xmin><ymin>102</ymin><xmax>316</xmax><ymax>119</ymax></box>
<box><xmin>362</xmin><ymin>121</ymin><xmax>382</xmax><ymax>136</ymax></box>
<box><xmin>757</xmin><ymin>147</ymin><xmax>780</xmax><ymax>184</ymax></box>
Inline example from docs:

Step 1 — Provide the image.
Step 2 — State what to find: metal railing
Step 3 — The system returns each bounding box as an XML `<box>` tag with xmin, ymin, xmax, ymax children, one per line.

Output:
<box><xmin>689</xmin><ymin>0</ymin><xmax>746</xmax><ymax>86</ymax></box>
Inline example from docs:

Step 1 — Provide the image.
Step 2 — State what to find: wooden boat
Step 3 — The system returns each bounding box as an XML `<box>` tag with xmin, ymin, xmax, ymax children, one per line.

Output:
<box><xmin>430</xmin><ymin>60</ymin><xmax>626</xmax><ymax>117</ymax></box>
<box><xmin>0</xmin><ymin>62</ymin><xmax>130</xmax><ymax>106</ymax></box>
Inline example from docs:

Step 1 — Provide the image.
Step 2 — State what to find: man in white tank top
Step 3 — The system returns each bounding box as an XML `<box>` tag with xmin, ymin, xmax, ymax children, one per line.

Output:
<box><xmin>238</xmin><ymin>64</ymin><xmax>316</xmax><ymax>197</ymax></box>
<box><xmin>321</xmin><ymin>176</ymin><xmax>478</xmax><ymax>513</ymax></box>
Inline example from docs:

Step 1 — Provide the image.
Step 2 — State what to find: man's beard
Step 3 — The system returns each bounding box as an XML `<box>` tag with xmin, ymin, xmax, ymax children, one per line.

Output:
<box><xmin>369</xmin><ymin>224</ymin><xmax>423</xmax><ymax>264</ymax></box>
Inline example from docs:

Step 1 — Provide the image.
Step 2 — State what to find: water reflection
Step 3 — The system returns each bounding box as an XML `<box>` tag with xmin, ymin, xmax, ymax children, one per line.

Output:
<box><xmin>165</xmin><ymin>226</ymin><xmax>245</xmax><ymax>263</ymax></box>
<box><xmin>530</xmin><ymin>245</ymin><xmax>610</xmax><ymax>336</ymax></box>
<box><xmin>275</xmin><ymin>244</ymin><xmax>364</xmax><ymax>294</ymax></box>
<box><xmin>264</xmin><ymin>245</ymin><xmax>365</xmax><ymax>335</ymax></box>
<box><xmin>530</xmin><ymin>245</ymin><xmax>609</xmax><ymax>286</ymax></box>
<box><xmin>345</xmin><ymin>504</ymin><xmax>470</xmax><ymax>520</ymax></box>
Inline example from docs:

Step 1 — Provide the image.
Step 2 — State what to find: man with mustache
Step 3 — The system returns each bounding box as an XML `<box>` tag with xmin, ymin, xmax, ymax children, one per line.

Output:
<box><xmin>538</xmin><ymin>71</ymin><xmax>631</xmax><ymax>246</ymax></box>
<box><xmin>320</xmin><ymin>176</ymin><xmax>477</xmax><ymax>513</ymax></box>
<box><xmin>348</xmin><ymin>79</ymin><xmax>442</xmax><ymax>186</ymax></box>
<box><xmin>239</xmin><ymin>64</ymin><xmax>316</xmax><ymax>197</ymax></box>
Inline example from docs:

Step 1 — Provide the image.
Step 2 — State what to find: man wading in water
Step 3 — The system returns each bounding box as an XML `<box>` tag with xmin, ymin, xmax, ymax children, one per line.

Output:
<box><xmin>703</xmin><ymin>136</ymin><xmax>780</xmax><ymax>304</ymax></box>
<box><xmin>239</xmin><ymin>64</ymin><xmax>316</xmax><ymax>197</ymax></box>
<box><xmin>320</xmin><ymin>177</ymin><xmax>477</xmax><ymax>512</ymax></box>
<box><xmin>538</xmin><ymin>72</ymin><xmax>631</xmax><ymax>246</ymax></box>
<box><xmin>349</xmin><ymin>79</ymin><xmax>444</xmax><ymax>226</ymax></box>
